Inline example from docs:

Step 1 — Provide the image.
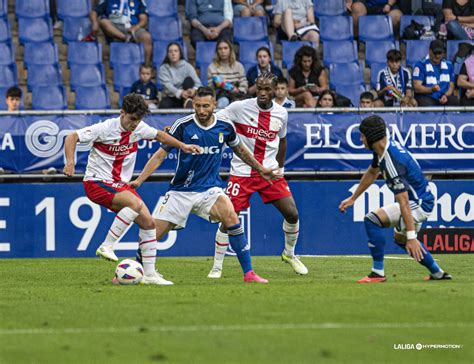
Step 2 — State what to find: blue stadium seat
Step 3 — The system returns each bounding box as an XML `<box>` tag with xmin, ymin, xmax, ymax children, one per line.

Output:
<box><xmin>323</xmin><ymin>40</ymin><xmax>358</xmax><ymax>66</ymax></box>
<box><xmin>63</xmin><ymin>17</ymin><xmax>92</xmax><ymax>43</ymax></box>
<box><xmin>365</xmin><ymin>40</ymin><xmax>399</xmax><ymax>67</ymax></box>
<box><xmin>75</xmin><ymin>86</ymin><xmax>110</xmax><ymax>109</ymax></box>
<box><xmin>67</xmin><ymin>42</ymin><xmax>102</xmax><ymax>66</ymax></box>
<box><xmin>148</xmin><ymin>16</ymin><xmax>182</xmax><ymax>42</ymax></box>
<box><xmin>70</xmin><ymin>64</ymin><xmax>106</xmax><ymax>90</ymax></box>
<box><xmin>334</xmin><ymin>83</ymin><xmax>366</xmax><ymax>107</ymax></box>
<box><xmin>119</xmin><ymin>87</ymin><xmax>131</xmax><ymax>107</ymax></box>
<box><xmin>405</xmin><ymin>40</ymin><xmax>431</xmax><ymax>69</ymax></box>
<box><xmin>195</xmin><ymin>41</ymin><xmax>217</xmax><ymax>68</ymax></box>
<box><xmin>239</xmin><ymin>41</ymin><xmax>273</xmax><ymax>69</ymax></box>
<box><xmin>281</xmin><ymin>41</ymin><xmax>316</xmax><ymax>69</ymax></box>
<box><xmin>447</xmin><ymin>40</ymin><xmax>474</xmax><ymax>63</ymax></box>
<box><xmin>199</xmin><ymin>64</ymin><xmax>209</xmax><ymax>86</ymax></box>
<box><xmin>328</xmin><ymin>62</ymin><xmax>364</xmax><ymax>89</ymax></box>
<box><xmin>109</xmin><ymin>43</ymin><xmax>144</xmax><ymax>68</ymax></box>
<box><xmin>0</xmin><ymin>65</ymin><xmax>17</xmax><ymax>87</ymax></box>
<box><xmin>113</xmin><ymin>64</ymin><xmax>140</xmax><ymax>91</ymax></box>
<box><xmin>24</xmin><ymin>42</ymin><xmax>59</xmax><ymax>69</ymax></box>
<box><xmin>314</xmin><ymin>0</ymin><xmax>346</xmax><ymax>17</ymax></box>
<box><xmin>27</xmin><ymin>64</ymin><xmax>61</xmax><ymax>90</ymax></box>
<box><xmin>0</xmin><ymin>17</ymin><xmax>10</xmax><ymax>43</ymax></box>
<box><xmin>369</xmin><ymin>62</ymin><xmax>387</xmax><ymax>88</ymax></box>
<box><xmin>233</xmin><ymin>17</ymin><xmax>268</xmax><ymax>43</ymax></box>
<box><xmin>0</xmin><ymin>0</ymin><xmax>7</xmax><ymax>18</ymax></box>
<box><xmin>359</xmin><ymin>15</ymin><xmax>393</xmax><ymax>42</ymax></box>
<box><xmin>400</xmin><ymin>16</ymin><xmax>434</xmax><ymax>39</ymax></box>
<box><xmin>57</xmin><ymin>0</ymin><xmax>90</xmax><ymax>19</ymax></box>
<box><xmin>16</xmin><ymin>0</ymin><xmax>50</xmax><ymax>18</ymax></box>
<box><xmin>18</xmin><ymin>17</ymin><xmax>53</xmax><ymax>44</ymax></box>
<box><xmin>0</xmin><ymin>42</ymin><xmax>14</xmax><ymax>66</ymax></box>
<box><xmin>153</xmin><ymin>41</ymin><xmax>188</xmax><ymax>70</ymax></box>
<box><xmin>319</xmin><ymin>16</ymin><xmax>353</xmax><ymax>42</ymax></box>
<box><xmin>147</xmin><ymin>0</ymin><xmax>177</xmax><ymax>17</ymax></box>
<box><xmin>31</xmin><ymin>86</ymin><xmax>67</xmax><ymax>110</ymax></box>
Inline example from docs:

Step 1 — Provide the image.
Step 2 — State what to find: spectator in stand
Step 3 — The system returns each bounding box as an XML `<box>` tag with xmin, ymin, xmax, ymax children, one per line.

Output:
<box><xmin>457</xmin><ymin>53</ymin><xmax>474</xmax><ymax>105</ymax></box>
<box><xmin>233</xmin><ymin>0</ymin><xmax>266</xmax><ymax>16</ymax></box>
<box><xmin>130</xmin><ymin>64</ymin><xmax>159</xmax><ymax>110</ymax></box>
<box><xmin>274</xmin><ymin>77</ymin><xmax>296</xmax><ymax>108</ymax></box>
<box><xmin>288</xmin><ymin>45</ymin><xmax>328</xmax><ymax>108</ymax></box>
<box><xmin>207</xmin><ymin>39</ymin><xmax>248</xmax><ymax>108</ymax></box>
<box><xmin>413</xmin><ymin>39</ymin><xmax>459</xmax><ymax>106</ymax></box>
<box><xmin>347</xmin><ymin>0</ymin><xmax>403</xmax><ymax>37</ymax></box>
<box><xmin>159</xmin><ymin>43</ymin><xmax>202</xmax><ymax>109</ymax></box>
<box><xmin>360</xmin><ymin>91</ymin><xmax>376</xmax><ymax>107</ymax></box>
<box><xmin>91</xmin><ymin>0</ymin><xmax>152</xmax><ymax>64</ymax></box>
<box><xmin>188</xmin><ymin>0</ymin><xmax>233</xmax><ymax>48</ymax></box>
<box><xmin>5</xmin><ymin>87</ymin><xmax>22</xmax><ymax>112</ymax></box>
<box><xmin>376</xmin><ymin>49</ymin><xmax>415</xmax><ymax>107</ymax></box>
<box><xmin>274</xmin><ymin>0</ymin><xmax>319</xmax><ymax>46</ymax></box>
<box><xmin>246</xmin><ymin>47</ymin><xmax>284</xmax><ymax>96</ymax></box>
<box><xmin>443</xmin><ymin>0</ymin><xmax>474</xmax><ymax>40</ymax></box>
<box><xmin>317</xmin><ymin>89</ymin><xmax>336</xmax><ymax>108</ymax></box>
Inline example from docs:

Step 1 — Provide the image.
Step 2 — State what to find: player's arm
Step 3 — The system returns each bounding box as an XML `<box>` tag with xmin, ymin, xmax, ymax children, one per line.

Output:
<box><xmin>231</xmin><ymin>142</ymin><xmax>278</xmax><ymax>182</ymax></box>
<box><xmin>63</xmin><ymin>132</ymin><xmax>80</xmax><ymax>177</ymax></box>
<box><xmin>339</xmin><ymin>165</ymin><xmax>379</xmax><ymax>213</ymax></box>
<box><xmin>276</xmin><ymin>137</ymin><xmax>287</xmax><ymax>173</ymax></box>
<box><xmin>395</xmin><ymin>191</ymin><xmax>426</xmax><ymax>262</ymax></box>
<box><xmin>130</xmin><ymin>147</ymin><xmax>169</xmax><ymax>188</ymax></box>
<box><xmin>154</xmin><ymin>130</ymin><xmax>200</xmax><ymax>154</ymax></box>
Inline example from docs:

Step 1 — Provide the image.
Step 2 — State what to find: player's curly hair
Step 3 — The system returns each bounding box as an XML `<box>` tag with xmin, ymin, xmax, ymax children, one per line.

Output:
<box><xmin>122</xmin><ymin>93</ymin><xmax>150</xmax><ymax>119</ymax></box>
<box><xmin>256</xmin><ymin>71</ymin><xmax>278</xmax><ymax>87</ymax></box>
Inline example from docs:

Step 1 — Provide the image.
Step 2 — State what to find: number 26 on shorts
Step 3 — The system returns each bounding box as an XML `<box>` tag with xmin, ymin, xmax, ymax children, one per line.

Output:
<box><xmin>226</xmin><ymin>181</ymin><xmax>241</xmax><ymax>197</ymax></box>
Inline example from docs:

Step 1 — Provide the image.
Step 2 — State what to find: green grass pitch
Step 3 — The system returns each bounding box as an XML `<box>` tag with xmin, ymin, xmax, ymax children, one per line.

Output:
<box><xmin>0</xmin><ymin>255</ymin><xmax>473</xmax><ymax>363</ymax></box>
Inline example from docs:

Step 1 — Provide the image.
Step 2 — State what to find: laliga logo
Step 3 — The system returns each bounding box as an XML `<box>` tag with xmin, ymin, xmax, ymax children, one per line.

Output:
<box><xmin>25</xmin><ymin>120</ymin><xmax>89</xmax><ymax>158</ymax></box>
<box><xmin>351</xmin><ymin>182</ymin><xmax>474</xmax><ymax>223</ymax></box>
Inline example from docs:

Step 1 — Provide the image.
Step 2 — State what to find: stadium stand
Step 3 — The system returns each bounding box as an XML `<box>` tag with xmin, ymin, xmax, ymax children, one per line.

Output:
<box><xmin>113</xmin><ymin>64</ymin><xmax>140</xmax><ymax>92</ymax></box>
<box><xmin>31</xmin><ymin>86</ymin><xmax>67</xmax><ymax>110</ymax></box>
<box><xmin>0</xmin><ymin>41</ymin><xmax>13</xmax><ymax>66</ymax></box>
<box><xmin>233</xmin><ymin>17</ymin><xmax>269</xmax><ymax>43</ymax></box>
<box><xmin>0</xmin><ymin>64</ymin><xmax>17</xmax><ymax>87</ymax></box>
<box><xmin>323</xmin><ymin>40</ymin><xmax>358</xmax><ymax>66</ymax></box>
<box><xmin>147</xmin><ymin>0</ymin><xmax>178</xmax><ymax>18</ymax></box>
<box><xmin>334</xmin><ymin>83</ymin><xmax>366</xmax><ymax>107</ymax></box>
<box><xmin>365</xmin><ymin>40</ymin><xmax>399</xmax><ymax>67</ymax></box>
<box><xmin>75</xmin><ymin>85</ymin><xmax>110</xmax><ymax>109</ymax></box>
<box><xmin>26</xmin><ymin>64</ymin><xmax>62</xmax><ymax>90</ymax></box>
<box><xmin>400</xmin><ymin>15</ymin><xmax>434</xmax><ymax>39</ymax></box>
<box><xmin>319</xmin><ymin>16</ymin><xmax>353</xmax><ymax>42</ymax></box>
<box><xmin>67</xmin><ymin>42</ymin><xmax>103</xmax><ymax>66</ymax></box>
<box><xmin>328</xmin><ymin>62</ymin><xmax>364</xmax><ymax>89</ymax></box>
<box><xmin>0</xmin><ymin>17</ymin><xmax>10</xmax><ymax>43</ymax></box>
<box><xmin>195</xmin><ymin>41</ymin><xmax>217</xmax><ymax>86</ymax></box>
<box><xmin>405</xmin><ymin>40</ymin><xmax>431</xmax><ymax>69</ymax></box>
<box><xmin>314</xmin><ymin>0</ymin><xmax>346</xmax><ymax>17</ymax></box>
<box><xmin>109</xmin><ymin>43</ymin><xmax>144</xmax><ymax>69</ymax></box>
<box><xmin>24</xmin><ymin>42</ymin><xmax>59</xmax><ymax>68</ymax></box>
<box><xmin>62</xmin><ymin>17</ymin><xmax>92</xmax><ymax>43</ymax></box>
<box><xmin>18</xmin><ymin>17</ymin><xmax>53</xmax><ymax>44</ymax></box>
<box><xmin>15</xmin><ymin>0</ymin><xmax>49</xmax><ymax>18</ymax></box>
<box><xmin>148</xmin><ymin>16</ymin><xmax>183</xmax><ymax>42</ymax></box>
<box><xmin>358</xmin><ymin>15</ymin><xmax>394</xmax><ymax>42</ymax></box>
<box><xmin>69</xmin><ymin>64</ymin><xmax>106</xmax><ymax>90</ymax></box>
<box><xmin>447</xmin><ymin>40</ymin><xmax>474</xmax><ymax>62</ymax></box>
<box><xmin>57</xmin><ymin>0</ymin><xmax>90</xmax><ymax>19</ymax></box>
<box><xmin>369</xmin><ymin>62</ymin><xmax>386</xmax><ymax>88</ymax></box>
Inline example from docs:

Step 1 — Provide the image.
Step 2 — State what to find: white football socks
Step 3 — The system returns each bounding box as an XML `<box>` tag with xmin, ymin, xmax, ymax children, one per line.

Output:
<box><xmin>212</xmin><ymin>229</ymin><xmax>229</xmax><ymax>269</ymax></box>
<box><xmin>139</xmin><ymin>228</ymin><xmax>158</xmax><ymax>276</ymax></box>
<box><xmin>103</xmin><ymin>207</ymin><xmax>139</xmax><ymax>248</ymax></box>
<box><xmin>283</xmin><ymin>220</ymin><xmax>299</xmax><ymax>257</ymax></box>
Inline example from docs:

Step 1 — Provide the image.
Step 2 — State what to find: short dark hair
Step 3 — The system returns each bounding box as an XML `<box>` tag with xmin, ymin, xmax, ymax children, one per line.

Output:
<box><xmin>6</xmin><ymin>86</ymin><xmax>22</xmax><ymax>99</ymax></box>
<box><xmin>276</xmin><ymin>77</ymin><xmax>288</xmax><ymax>86</ymax></box>
<box><xmin>122</xmin><ymin>93</ymin><xmax>150</xmax><ymax>119</ymax></box>
<box><xmin>256</xmin><ymin>46</ymin><xmax>271</xmax><ymax>59</ymax></box>
<box><xmin>139</xmin><ymin>63</ymin><xmax>154</xmax><ymax>73</ymax></box>
<box><xmin>256</xmin><ymin>72</ymin><xmax>278</xmax><ymax>87</ymax></box>
<box><xmin>386</xmin><ymin>49</ymin><xmax>402</xmax><ymax>62</ymax></box>
<box><xmin>162</xmin><ymin>42</ymin><xmax>184</xmax><ymax>65</ymax></box>
<box><xmin>360</xmin><ymin>91</ymin><xmax>375</xmax><ymax>101</ymax></box>
<box><xmin>195</xmin><ymin>86</ymin><xmax>215</xmax><ymax>99</ymax></box>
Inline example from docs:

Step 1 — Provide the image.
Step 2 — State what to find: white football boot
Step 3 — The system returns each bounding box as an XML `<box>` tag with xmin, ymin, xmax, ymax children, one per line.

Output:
<box><xmin>141</xmin><ymin>272</ymin><xmax>174</xmax><ymax>285</ymax></box>
<box><xmin>96</xmin><ymin>244</ymin><xmax>118</xmax><ymax>262</ymax></box>
<box><xmin>281</xmin><ymin>252</ymin><xmax>308</xmax><ymax>275</ymax></box>
<box><xmin>207</xmin><ymin>267</ymin><xmax>222</xmax><ymax>279</ymax></box>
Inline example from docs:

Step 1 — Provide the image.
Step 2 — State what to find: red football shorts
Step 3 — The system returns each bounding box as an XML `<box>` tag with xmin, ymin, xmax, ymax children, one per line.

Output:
<box><xmin>225</xmin><ymin>175</ymin><xmax>292</xmax><ymax>212</ymax></box>
<box><xmin>83</xmin><ymin>180</ymin><xmax>141</xmax><ymax>212</ymax></box>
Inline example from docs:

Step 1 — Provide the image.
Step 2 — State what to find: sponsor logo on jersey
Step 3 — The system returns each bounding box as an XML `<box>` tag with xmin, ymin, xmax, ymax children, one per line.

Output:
<box><xmin>235</xmin><ymin>123</ymin><xmax>277</xmax><ymax>142</ymax></box>
<box><xmin>195</xmin><ymin>146</ymin><xmax>220</xmax><ymax>155</ymax></box>
<box><xmin>93</xmin><ymin>142</ymin><xmax>138</xmax><ymax>156</ymax></box>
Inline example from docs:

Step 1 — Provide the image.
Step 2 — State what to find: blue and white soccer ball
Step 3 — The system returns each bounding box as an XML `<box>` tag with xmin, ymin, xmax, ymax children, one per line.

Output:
<box><xmin>114</xmin><ymin>259</ymin><xmax>144</xmax><ymax>285</ymax></box>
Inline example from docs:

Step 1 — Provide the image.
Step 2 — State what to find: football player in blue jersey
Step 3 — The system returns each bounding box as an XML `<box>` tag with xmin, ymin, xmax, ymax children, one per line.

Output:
<box><xmin>131</xmin><ymin>87</ymin><xmax>279</xmax><ymax>284</ymax></box>
<box><xmin>339</xmin><ymin>115</ymin><xmax>452</xmax><ymax>283</ymax></box>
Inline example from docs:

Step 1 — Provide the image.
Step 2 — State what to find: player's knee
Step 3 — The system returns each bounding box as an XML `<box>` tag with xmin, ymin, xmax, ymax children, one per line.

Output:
<box><xmin>285</xmin><ymin>211</ymin><xmax>299</xmax><ymax>224</ymax></box>
<box><xmin>222</xmin><ymin>212</ymin><xmax>239</xmax><ymax>229</ymax></box>
<box><xmin>364</xmin><ymin>212</ymin><xmax>383</xmax><ymax>228</ymax></box>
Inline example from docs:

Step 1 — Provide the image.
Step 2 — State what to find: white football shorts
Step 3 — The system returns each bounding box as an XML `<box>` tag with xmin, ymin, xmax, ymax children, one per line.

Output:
<box><xmin>381</xmin><ymin>202</ymin><xmax>433</xmax><ymax>236</ymax></box>
<box><xmin>152</xmin><ymin>187</ymin><xmax>227</xmax><ymax>229</ymax></box>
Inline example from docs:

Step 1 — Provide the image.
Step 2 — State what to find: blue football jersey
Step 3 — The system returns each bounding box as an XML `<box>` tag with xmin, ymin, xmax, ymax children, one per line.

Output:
<box><xmin>371</xmin><ymin>139</ymin><xmax>435</xmax><ymax>212</ymax></box>
<box><xmin>163</xmin><ymin>113</ymin><xmax>240</xmax><ymax>192</ymax></box>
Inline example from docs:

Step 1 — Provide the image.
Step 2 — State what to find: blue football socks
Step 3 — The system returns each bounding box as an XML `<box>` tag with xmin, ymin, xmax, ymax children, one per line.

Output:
<box><xmin>227</xmin><ymin>223</ymin><xmax>252</xmax><ymax>274</ymax></box>
<box><xmin>364</xmin><ymin>212</ymin><xmax>386</xmax><ymax>276</ymax></box>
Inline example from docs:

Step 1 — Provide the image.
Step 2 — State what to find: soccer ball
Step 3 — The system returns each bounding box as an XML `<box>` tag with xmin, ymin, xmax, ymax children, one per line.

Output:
<box><xmin>114</xmin><ymin>259</ymin><xmax>144</xmax><ymax>285</ymax></box>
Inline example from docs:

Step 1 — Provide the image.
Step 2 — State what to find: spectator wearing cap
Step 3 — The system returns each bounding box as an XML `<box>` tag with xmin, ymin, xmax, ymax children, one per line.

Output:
<box><xmin>5</xmin><ymin>87</ymin><xmax>22</xmax><ymax>112</ymax></box>
<box><xmin>413</xmin><ymin>39</ymin><xmax>459</xmax><ymax>106</ymax></box>
<box><xmin>188</xmin><ymin>0</ymin><xmax>233</xmax><ymax>48</ymax></box>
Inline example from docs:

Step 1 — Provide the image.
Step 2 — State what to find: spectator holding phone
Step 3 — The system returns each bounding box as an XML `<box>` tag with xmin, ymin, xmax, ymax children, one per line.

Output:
<box><xmin>288</xmin><ymin>45</ymin><xmax>328</xmax><ymax>107</ymax></box>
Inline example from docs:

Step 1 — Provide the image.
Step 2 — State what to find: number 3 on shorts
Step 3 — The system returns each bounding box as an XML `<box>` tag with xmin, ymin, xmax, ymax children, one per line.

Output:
<box><xmin>226</xmin><ymin>181</ymin><xmax>241</xmax><ymax>197</ymax></box>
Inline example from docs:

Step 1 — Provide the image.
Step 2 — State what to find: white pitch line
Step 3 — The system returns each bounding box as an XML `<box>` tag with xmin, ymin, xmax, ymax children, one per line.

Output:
<box><xmin>300</xmin><ymin>255</ymin><xmax>414</xmax><ymax>260</ymax></box>
<box><xmin>0</xmin><ymin>322</ymin><xmax>472</xmax><ymax>336</ymax></box>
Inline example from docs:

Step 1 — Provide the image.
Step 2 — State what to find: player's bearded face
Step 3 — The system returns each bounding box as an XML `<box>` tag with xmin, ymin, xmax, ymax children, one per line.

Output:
<box><xmin>120</xmin><ymin>111</ymin><xmax>141</xmax><ymax>131</ymax></box>
<box><xmin>193</xmin><ymin>96</ymin><xmax>216</xmax><ymax>124</ymax></box>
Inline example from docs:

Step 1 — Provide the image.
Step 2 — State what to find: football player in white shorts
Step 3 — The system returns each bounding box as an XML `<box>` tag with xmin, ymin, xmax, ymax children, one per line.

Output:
<box><xmin>131</xmin><ymin>87</ymin><xmax>280</xmax><ymax>284</ymax></box>
<box><xmin>64</xmin><ymin>94</ymin><xmax>200</xmax><ymax>285</ymax></box>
